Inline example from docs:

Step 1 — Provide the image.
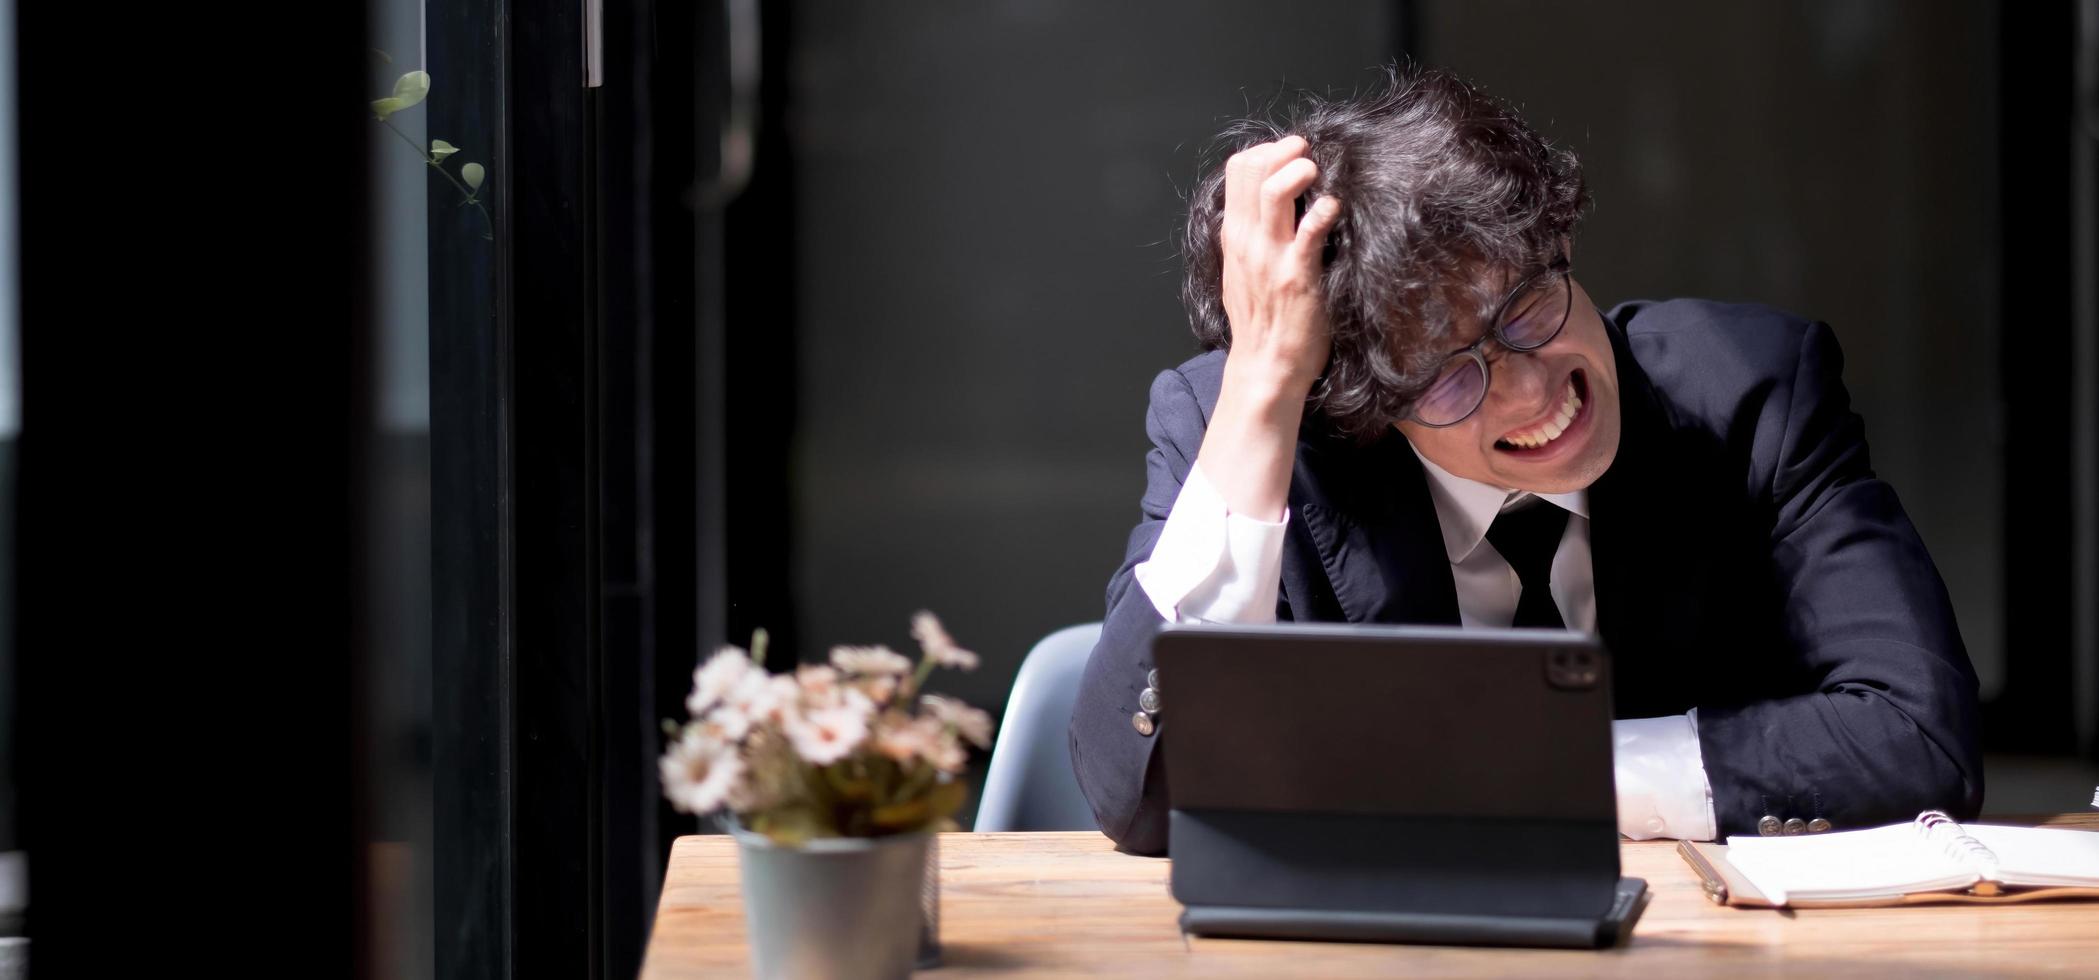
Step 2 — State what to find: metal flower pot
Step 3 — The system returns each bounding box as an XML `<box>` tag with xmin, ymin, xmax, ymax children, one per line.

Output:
<box><xmin>731</xmin><ymin>825</ymin><xmax>937</xmax><ymax>980</ymax></box>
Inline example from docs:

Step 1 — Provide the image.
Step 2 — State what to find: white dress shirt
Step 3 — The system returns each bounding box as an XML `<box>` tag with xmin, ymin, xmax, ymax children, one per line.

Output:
<box><xmin>1132</xmin><ymin>453</ymin><xmax>1718</xmax><ymax>841</ymax></box>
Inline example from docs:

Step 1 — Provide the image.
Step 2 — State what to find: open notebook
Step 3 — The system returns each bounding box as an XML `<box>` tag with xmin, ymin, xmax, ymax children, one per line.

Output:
<box><xmin>1678</xmin><ymin>811</ymin><xmax>2099</xmax><ymax>908</ymax></box>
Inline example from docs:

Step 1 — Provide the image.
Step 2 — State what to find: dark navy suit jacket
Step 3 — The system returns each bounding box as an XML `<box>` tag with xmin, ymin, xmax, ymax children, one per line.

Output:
<box><xmin>1069</xmin><ymin>299</ymin><xmax>1984</xmax><ymax>856</ymax></box>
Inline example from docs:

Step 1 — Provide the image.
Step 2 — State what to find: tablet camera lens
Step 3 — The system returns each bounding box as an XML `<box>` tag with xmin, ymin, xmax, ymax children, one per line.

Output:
<box><xmin>1546</xmin><ymin>647</ymin><xmax>1599</xmax><ymax>690</ymax></box>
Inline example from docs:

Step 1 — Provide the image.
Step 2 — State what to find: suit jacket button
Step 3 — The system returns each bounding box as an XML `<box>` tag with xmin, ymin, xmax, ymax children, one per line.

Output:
<box><xmin>1139</xmin><ymin>687</ymin><xmax>1162</xmax><ymax>714</ymax></box>
<box><xmin>1757</xmin><ymin>815</ymin><xmax>1782</xmax><ymax>836</ymax></box>
<box><xmin>1132</xmin><ymin>711</ymin><xmax>1155</xmax><ymax>737</ymax></box>
<box><xmin>1783</xmin><ymin>818</ymin><xmax>1808</xmax><ymax>836</ymax></box>
<box><xmin>1807</xmin><ymin>818</ymin><xmax>1832</xmax><ymax>833</ymax></box>
<box><xmin>1147</xmin><ymin>668</ymin><xmax>1161</xmax><ymax>691</ymax></box>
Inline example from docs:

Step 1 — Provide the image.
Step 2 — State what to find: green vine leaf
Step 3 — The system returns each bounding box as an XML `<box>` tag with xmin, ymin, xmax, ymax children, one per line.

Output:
<box><xmin>461</xmin><ymin>162</ymin><xmax>485</xmax><ymax>192</ymax></box>
<box><xmin>370</xmin><ymin>70</ymin><xmax>431</xmax><ymax>120</ymax></box>
<box><xmin>430</xmin><ymin>139</ymin><xmax>460</xmax><ymax>162</ymax></box>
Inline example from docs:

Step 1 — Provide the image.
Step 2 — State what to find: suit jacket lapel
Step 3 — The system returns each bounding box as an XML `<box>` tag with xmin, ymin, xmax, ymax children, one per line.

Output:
<box><xmin>1290</xmin><ymin>427</ymin><xmax>1462</xmax><ymax>626</ymax></box>
<box><xmin>1588</xmin><ymin>316</ymin><xmax>1699</xmax><ymax>701</ymax></box>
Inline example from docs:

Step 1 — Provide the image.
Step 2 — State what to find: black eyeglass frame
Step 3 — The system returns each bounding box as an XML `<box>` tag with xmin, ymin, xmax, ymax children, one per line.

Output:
<box><xmin>1404</xmin><ymin>254</ymin><xmax>1575</xmax><ymax>428</ymax></box>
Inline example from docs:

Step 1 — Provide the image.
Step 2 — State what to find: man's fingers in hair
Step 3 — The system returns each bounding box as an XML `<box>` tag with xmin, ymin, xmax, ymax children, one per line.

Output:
<box><xmin>1293</xmin><ymin>195</ymin><xmax>1342</xmax><ymax>259</ymax></box>
<box><xmin>1259</xmin><ymin>157</ymin><xmax>1319</xmax><ymax>236</ymax></box>
<box><xmin>1224</xmin><ymin>136</ymin><xmax>1306</xmax><ymax>216</ymax></box>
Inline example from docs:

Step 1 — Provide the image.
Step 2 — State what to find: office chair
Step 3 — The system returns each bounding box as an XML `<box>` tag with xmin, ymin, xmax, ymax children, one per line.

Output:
<box><xmin>974</xmin><ymin>622</ymin><xmax>1103</xmax><ymax>833</ymax></box>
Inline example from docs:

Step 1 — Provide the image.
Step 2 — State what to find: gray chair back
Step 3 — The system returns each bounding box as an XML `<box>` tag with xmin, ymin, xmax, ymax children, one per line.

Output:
<box><xmin>974</xmin><ymin>622</ymin><xmax>1103</xmax><ymax>832</ymax></box>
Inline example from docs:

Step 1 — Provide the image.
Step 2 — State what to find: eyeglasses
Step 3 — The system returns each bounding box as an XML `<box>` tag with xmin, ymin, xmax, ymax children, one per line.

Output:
<box><xmin>1405</xmin><ymin>255</ymin><xmax>1574</xmax><ymax>428</ymax></box>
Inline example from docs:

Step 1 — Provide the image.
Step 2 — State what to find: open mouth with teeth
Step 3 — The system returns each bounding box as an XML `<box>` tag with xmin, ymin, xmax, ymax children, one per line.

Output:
<box><xmin>1493</xmin><ymin>370</ymin><xmax>1591</xmax><ymax>456</ymax></box>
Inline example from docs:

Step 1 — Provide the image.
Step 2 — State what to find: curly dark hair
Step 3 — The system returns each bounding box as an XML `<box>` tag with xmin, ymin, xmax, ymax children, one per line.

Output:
<box><xmin>1179</xmin><ymin>62</ymin><xmax>1589</xmax><ymax>442</ymax></box>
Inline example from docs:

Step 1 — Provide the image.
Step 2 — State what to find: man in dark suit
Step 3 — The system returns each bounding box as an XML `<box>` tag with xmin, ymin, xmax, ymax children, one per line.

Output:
<box><xmin>1070</xmin><ymin>65</ymin><xmax>1983</xmax><ymax>857</ymax></box>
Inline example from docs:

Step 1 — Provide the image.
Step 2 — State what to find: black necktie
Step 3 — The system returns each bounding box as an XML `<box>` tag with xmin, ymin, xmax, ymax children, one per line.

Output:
<box><xmin>1485</xmin><ymin>500</ymin><xmax>1568</xmax><ymax>629</ymax></box>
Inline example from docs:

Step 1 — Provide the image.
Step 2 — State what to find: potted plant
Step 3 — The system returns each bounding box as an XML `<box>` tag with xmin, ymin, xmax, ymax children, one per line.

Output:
<box><xmin>660</xmin><ymin>612</ymin><xmax>993</xmax><ymax>980</ymax></box>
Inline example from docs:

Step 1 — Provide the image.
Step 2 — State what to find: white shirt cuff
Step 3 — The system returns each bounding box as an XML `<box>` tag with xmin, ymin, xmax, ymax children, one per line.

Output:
<box><xmin>1131</xmin><ymin>462</ymin><xmax>1289</xmax><ymax>624</ymax></box>
<box><xmin>1612</xmin><ymin>710</ymin><xmax>1718</xmax><ymax>841</ymax></box>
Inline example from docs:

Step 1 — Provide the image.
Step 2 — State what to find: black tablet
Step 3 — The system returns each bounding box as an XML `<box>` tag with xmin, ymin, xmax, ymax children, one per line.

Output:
<box><xmin>1152</xmin><ymin>622</ymin><xmax>1647</xmax><ymax>949</ymax></box>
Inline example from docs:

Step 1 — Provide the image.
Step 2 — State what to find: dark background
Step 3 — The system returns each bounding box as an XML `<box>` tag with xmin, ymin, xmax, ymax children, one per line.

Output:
<box><xmin>4</xmin><ymin>1</ymin><xmax>2094</xmax><ymax>977</ymax></box>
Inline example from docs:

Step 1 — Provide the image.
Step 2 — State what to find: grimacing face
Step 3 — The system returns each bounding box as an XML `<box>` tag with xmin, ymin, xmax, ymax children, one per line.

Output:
<box><xmin>1394</xmin><ymin>272</ymin><xmax>1621</xmax><ymax>495</ymax></box>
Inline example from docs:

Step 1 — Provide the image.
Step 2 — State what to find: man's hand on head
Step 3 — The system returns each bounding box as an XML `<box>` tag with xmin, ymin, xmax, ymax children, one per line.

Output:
<box><xmin>1197</xmin><ymin>135</ymin><xmax>1344</xmax><ymax>523</ymax></box>
<box><xmin>1218</xmin><ymin>134</ymin><xmax>1342</xmax><ymax>399</ymax></box>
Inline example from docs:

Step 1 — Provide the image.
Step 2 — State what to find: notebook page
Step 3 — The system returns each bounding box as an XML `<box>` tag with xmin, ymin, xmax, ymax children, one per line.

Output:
<box><xmin>1962</xmin><ymin>825</ymin><xmax>2099</xmax><ymax>887</ymax></box>
<box><xmin>1724</xmin><ymin>824</ymin><xmax>1977</xmax><ymax>903</ymax></box>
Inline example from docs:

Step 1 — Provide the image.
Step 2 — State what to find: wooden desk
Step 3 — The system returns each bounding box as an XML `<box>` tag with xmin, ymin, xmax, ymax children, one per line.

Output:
<box><xmin>643</xmin><ymin>814</ymin><xmax>2099</xmax><ymax>978</ymax></box>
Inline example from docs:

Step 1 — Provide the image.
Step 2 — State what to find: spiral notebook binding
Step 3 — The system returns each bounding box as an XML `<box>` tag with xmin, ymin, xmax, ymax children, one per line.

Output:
<box><xmin>1914</xmin><ymin>809</ymin><xmax>2002</xmax><ymax>885</ymax></box>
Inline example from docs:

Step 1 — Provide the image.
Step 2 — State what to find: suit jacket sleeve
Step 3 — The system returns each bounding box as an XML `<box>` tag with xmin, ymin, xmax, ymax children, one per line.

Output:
<box><xmin>1068</xmin><ymin>366</ymin><xmax>1207</xmax><ymax>855</ymax></box>
<box><xmin>1694</xmin><ymin>320</ymin><xmax>1984</xmax><ymax>834</ymax></box>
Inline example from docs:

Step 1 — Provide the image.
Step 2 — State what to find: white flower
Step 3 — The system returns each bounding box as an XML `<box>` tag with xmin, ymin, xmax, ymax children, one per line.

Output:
<box><xmin>871</xmin><ymin>714</ymin><xmax>934</xmax><ymax>763</ymax></box>
<box><xmin>929</xmin><ymin>646</ymin><xmax>979</xmax><ymax>670</ymax></box>
<box><xmin>830</xmin><ymin>644</ymin><xmax>913</xmax><ymax>676</ymax></box>
<box><xmin>704</xmin><ymin>688</ymin><xmax>758</xmax><ymax>741</ymax></box>
<box><xmin>660</xmin><ymin>728</ymin><xmax>745</xmax><ymax>815</ymax></box>
<box><xmin>688</xmin><ymin>646</ymin><xmax>754</xmax><ymax>715</ymax></box>
<box><xmin>795</xmin><ymin>664</ymin><xmax>840</xmax><ymax>696</ymax></box>
<box><xmin>784</xmin><ymin>706</ymin><xmax>870</xmax><ymax>766</ymax></box>
<box><xmin>922</xmin><ymin>739</ymin><xmax>967</xmax><ymax>774</ymax></box>
<box><xmin>911</xmin><ymin>611</ymin><xmax>979</xmax><ymax>670</ymax></box>
<box><xmin>783</xmin><ymin>688</ymin><xmax>874</xmax><ymax>765</ymax></box>
<box><xmin>920</xmin><ymin>694</ymin><xmax>994</xmax><ymax>749</ymax></box>
<box><xmin>695</xmin><ymin>658</ymin><xmax>771</xmax><ymax>741</ymax></box>
<box><xmin>853</xmin><ymin>673</ymin><xmax>899</xmax><ymax>706</ymax></box>
<box><xmin>747</xmin><ymin>674</ymin><xmax>804</xmax><ymax>729</ymax></box>
<box><xmin>873</xmin><ymin>714</ymin><xmax>966</xmax><ymax>773</ymax></box>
